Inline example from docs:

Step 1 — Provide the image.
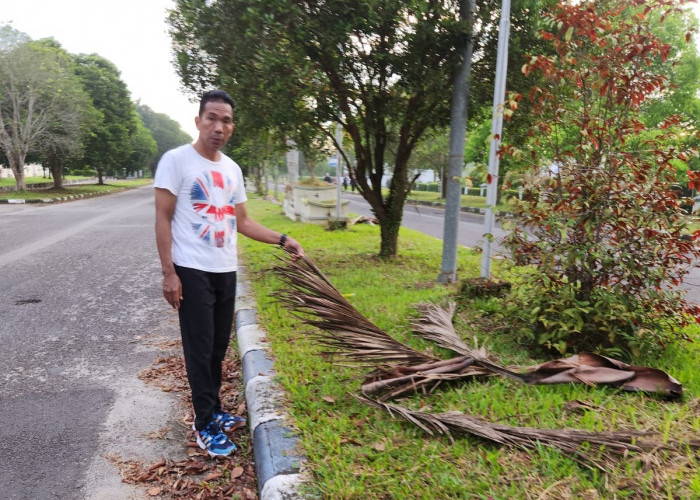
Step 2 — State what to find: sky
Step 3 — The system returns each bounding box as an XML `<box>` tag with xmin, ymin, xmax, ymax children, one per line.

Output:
<box><xmin>0</xmin><ymin>0</ymin><xmax>199</xmax><ymax>140</ymax></box>
<box><xmin>0</xmin><ymin>0</ymin><xmax>699</xmax><ymax>145</ymax></box>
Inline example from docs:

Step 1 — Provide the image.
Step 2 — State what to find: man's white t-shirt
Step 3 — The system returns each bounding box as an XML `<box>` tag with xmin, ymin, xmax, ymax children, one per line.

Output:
<box><xmin>154</xmin><ymin>144</ymin><xmax>248</xmax><ymax>272</ymax></box>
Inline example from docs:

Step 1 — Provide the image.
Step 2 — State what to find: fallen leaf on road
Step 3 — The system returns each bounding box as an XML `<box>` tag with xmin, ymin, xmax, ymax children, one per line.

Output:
<box><xmin>147</xmin><ymin>486</ymin><xmax>162</xmax><ymax>496</ymax></box>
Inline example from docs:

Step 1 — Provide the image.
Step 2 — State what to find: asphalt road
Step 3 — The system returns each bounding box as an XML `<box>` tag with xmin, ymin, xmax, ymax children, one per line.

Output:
<box><xmin>0</xmin><ymin>186</ymin><xmax>185</xmax><ymax>499</ymax></box>
<box><xmin>340</xmin><ymin>190</ymin><xmax>700</xmax><ymax>306</ymax></box>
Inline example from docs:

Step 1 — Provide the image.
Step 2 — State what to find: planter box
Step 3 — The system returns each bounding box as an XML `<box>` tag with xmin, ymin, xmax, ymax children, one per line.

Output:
<box><xmin>283</xmin><ymin>183</ymin><xmax>349</xmax><ymax>224</ymax></box>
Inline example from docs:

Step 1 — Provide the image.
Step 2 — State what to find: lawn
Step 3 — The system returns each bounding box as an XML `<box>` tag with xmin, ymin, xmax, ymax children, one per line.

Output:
<box><xmin>402</xmin><ymin>189</ymin><xmax>515</xmax><ymax>212</ymax></box>
<box><xmin>0</xmin><ymin>174</ymin><xmax>98</xmax><ymax>187</ymax></box>
<box><xmin>0</xmin><ymin>178</ymin><xmax>152</xmax><ymax>199</ymax></box>
<box><xmin>238</xmin><ymin>196</ymin><xmax>700</xmax><ymax>499</ymax></box>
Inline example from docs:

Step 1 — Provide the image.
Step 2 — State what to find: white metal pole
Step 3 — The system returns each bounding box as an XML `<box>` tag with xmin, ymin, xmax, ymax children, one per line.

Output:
<box><xmin>481</xmin><ymin>0</ymin><xmax>511</xmax><ymax>278</ymax></box>
<box><xmin>335</xmin><ymin>122</ymin><xmax>343</xmax><ymax>220</ymax></box>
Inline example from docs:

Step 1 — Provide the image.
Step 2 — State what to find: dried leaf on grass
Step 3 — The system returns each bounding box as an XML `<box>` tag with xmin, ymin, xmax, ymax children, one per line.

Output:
<box><xmin>412</xmin><ymin>302</ymin><xmax>477</xmax><ymax>357</ymax></box>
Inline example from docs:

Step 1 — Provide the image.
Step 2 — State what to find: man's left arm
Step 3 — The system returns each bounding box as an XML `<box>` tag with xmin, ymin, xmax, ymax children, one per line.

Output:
<box><xmin>235</xmin><ymin>202</ymin><xmax>304</xmax><ymax>257</ymax></box>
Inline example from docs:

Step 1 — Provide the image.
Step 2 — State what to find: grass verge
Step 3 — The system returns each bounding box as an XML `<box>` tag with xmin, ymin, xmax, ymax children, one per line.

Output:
<box><xmin>403</xmin><ymin>189</ymin><xmax>514</xmax><ymax>212</ymax></box>
<box><xmin>239</xmin><ymin>196</ymin><xmax>699</xmax><ymax>499</ymax></box>
<box><xmin>0</xmin><ymin>178</ymin><xmax>152</xmax><ymax>200</ymax></box>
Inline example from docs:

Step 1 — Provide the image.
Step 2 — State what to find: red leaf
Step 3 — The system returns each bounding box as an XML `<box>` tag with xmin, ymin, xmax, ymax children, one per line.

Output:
<box><xmin>487</xmin><ymin>174</ymin><xmax>493</xmax><ymax>184</ymax></box>
<box><xmin>686</xmin><ymin>32</ymin><xmax>691</xmax><ymax>44</ymax></box>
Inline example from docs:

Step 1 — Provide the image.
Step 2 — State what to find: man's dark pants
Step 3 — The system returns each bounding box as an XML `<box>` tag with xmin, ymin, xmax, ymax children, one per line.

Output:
<box><xmin>175</xmin><ymin>265</ymin><xmax>237</xmax><ymax>430</ymax></box>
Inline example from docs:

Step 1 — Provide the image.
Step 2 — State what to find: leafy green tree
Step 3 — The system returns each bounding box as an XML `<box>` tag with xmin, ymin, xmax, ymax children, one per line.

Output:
<box><xmin>169</xmin><ymin>0</ymin><xmax>563</xmax><ymax>257</ymax></box>
<box><xmin>0</xmin><ymin>28</ymin><xmax>92</xmax><ymax>190</ymax></box>
<box><xmin>31</xmin><ymin>39</ymin><xmax>98</xmax><ymax>187</ymax></box>
<box><xmin>135</xmin><ymin>103</ymin><xmax>192</xmax><ymax>175</ymax></box>
<box><xmin>170</xmin><ymin>0</ymin><xmax>471</xmax><ymax>258</ymax></box>
<box><xmin>126</xmin><ymin>110</ymin><xmax>157</xmax><ymax>176</ymax></box>
<box><xmin>408</xmin><ymin>128</ymin><xmax>450</xmax><ymax>193</ymax></box>
<box><xmin>501</xmin><ymin>0</ymin><xmax>700</xmax><ymax>358</ymax></box>
<box><xmin>74</xmin><ymin>54</ymin><xmax>135</xmax><ymax>183</ymax></box>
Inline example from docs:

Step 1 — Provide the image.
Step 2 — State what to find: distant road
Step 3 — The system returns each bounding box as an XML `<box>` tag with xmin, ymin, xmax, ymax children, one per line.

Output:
<box><xmin>341</xmin><ymin>191</ymin><xmax>508</xmax><ymax>253</ymax></box>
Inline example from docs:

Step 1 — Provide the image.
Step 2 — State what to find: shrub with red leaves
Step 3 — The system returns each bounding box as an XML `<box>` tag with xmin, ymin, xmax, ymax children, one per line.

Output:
<box><xmin>501</xmin><ymin>0</ymin><xmax>700</xmax><ymax>357</ymax></box>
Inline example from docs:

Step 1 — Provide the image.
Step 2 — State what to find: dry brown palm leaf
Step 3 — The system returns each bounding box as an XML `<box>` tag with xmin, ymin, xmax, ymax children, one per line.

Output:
<box><xmin>411</xmin><ymin>302</ymin><xmax>525</xmax><ymax>383</ymax></box>
<box><xmin>357</xmin><ymin>395</ymin><xmax>665</xmax><ymax>472</ymax></box>
<box><xmin>361</xmin><ymin>355</ymin><xmax>493</xmax><ymax>401</ymax></box>
<box><xmin>412</xmin><ymin>302</ymin><xmax>475</xmax><ymax>356</ymax></box>
<box><xmin>272</xmin><ymin>256</ymin><xmax>436</xmax><ymax>365</ymax></box>
<box><xmin>523</xmin><ymin>352</ymin><xmax>683</xmax><ymax>398</ymax></box>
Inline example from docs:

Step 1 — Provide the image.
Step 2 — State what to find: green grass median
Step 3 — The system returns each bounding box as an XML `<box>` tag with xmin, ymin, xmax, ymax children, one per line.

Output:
<box><xmin>238</xmin><ymin>196</ymin><xmax>700</xmax><ymax>499</ymax></box>
<box><xmin>0</xmin><ymin>178</ymin><xmax>152</xmax><ymax>200</ymax></box>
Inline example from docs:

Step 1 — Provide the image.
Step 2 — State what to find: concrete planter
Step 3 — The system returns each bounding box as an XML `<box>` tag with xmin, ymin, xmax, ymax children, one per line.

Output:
<box><xmin>283</xmin><ymin>183</ymin><xmax>349</xmax><ymax>224</ymax></box>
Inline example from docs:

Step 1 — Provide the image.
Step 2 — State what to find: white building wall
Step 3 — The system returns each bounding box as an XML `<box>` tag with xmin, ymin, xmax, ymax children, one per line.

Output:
<box><xmin>0</xmin><ymin>163</ymin><xmax>44</xmax><ymax>179</ymax></box>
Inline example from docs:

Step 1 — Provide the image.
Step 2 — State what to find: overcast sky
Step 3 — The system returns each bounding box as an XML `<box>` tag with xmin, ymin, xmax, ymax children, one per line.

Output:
<box><xmin>0</xmin><ymin>0</ymin><xmax>199</xmax><ymax>140</ymax></box>
<box><xmin>1</xmin><ymin>1</ymin><xmax>699</xmax><ymax>145</ymax></box>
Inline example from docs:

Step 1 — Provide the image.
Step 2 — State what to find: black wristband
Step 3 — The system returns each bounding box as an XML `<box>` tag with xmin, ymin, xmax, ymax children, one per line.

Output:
<box><xmin>279</xmin><ymin>233</ymin><xmax>287</xmax><ymax>248</ymax></box>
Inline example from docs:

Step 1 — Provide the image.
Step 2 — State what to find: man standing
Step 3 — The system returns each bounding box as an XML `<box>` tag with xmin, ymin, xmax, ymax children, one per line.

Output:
<box><xmin>154</xmin><ymin>89</ymin><xmax>303</xmax><ymax>457</ymax></box>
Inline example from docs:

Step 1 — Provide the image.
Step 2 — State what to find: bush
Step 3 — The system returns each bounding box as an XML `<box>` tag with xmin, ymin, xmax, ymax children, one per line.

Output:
<box><xmin>68</xmin><ymin>167</ymin><xmax>98</xmax><ymax>177</ymax></box>
<box><xmin>413</xmin><ymin>181</ymin><xmax>440</xmax><ymax>192</ymax></box>
<box><xmin>501</xmin><ymin>0</ymin><xmax>700</xmax><ymax>358</ymax></box>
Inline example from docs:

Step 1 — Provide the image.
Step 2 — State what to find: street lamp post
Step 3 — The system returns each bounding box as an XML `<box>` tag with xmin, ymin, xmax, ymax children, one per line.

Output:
<box><xmin>481</xmin><ymin>0</ymin><xmax>511</xmax><ymax>278</ymax></box>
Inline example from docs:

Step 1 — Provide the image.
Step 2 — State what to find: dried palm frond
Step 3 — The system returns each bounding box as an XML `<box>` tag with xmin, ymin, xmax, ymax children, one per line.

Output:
<box><xmin>410</xmin><ymin>302</ymin><xmax>526</xmax><ymax>383</ymax></box>
<box><xmin>412</xmin><ymin>302</ymin><xmax>475</xmax><ymax>356</ymax></box>
<box><xmin>272</xmin><ymin>256</ymin><xmax>436</xmax><ymax>365</ymax></box>
<box><xmin>361</xmin><ymin>355</ymin><xmax>492</xmax><ymax>401</ymax></box>
<box><xmin>357</xmin><ymin>395</ymin><xmax>665</xmax><ymax>472</ymax></box>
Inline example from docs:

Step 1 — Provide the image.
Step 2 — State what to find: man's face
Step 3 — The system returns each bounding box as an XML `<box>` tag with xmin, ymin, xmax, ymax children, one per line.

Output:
<box><xmin>195</xmin><ymin>100</ymin><xmax>235</xmax><ymax>151</ymax></box>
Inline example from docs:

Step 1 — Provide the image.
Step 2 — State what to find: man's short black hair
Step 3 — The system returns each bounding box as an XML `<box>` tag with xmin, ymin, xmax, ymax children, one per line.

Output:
<box><xmin>199</xmin><ymin>89</ymin><xmax>235</xmax><ymax>116</ymax></box>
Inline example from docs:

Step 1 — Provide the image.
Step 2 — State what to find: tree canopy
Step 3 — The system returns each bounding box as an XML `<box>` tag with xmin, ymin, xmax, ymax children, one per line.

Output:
<box><xmin>73</xmin><ymin>54</ymin><xmax>139</xmax><ymax>183</ymax></box>
<box><xmin>169</xmin><ymin>0</ymin><xmax>570</xmax><ymax>257</ymax></box>
<box><xmin>170</xmin><ymin>0</ymin><xmax>475</xmax><ymax>257</ymax></box>
<box><xmin>136</xmin><ymin>103</ymin><xmax>192</xmax><ymax>176</ymax></box>
<box><xmin>0</xmin><ymin>28</ymin><xmax>93</xmax><ymax>190</ymax></box>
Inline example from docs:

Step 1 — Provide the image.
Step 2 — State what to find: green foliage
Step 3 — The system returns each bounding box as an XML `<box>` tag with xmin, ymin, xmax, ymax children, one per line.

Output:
<box><xmin>74</xmin><ymin>54</ymin><xmax>140</xmax><ymax>183</ymax></box>
<box><xmin>501</xmin><ymin>0</ymin><xmax>700</xmax><ymax>357</ymax></box>
<box><xmin>169</xmin><ymin>0</ymin><xmax>474</xmax><ymax>258</ymax></box>
<box><xmin>127</xmin><ymin>111</ymin><xmax>157</xmax><ymax>175</ymax></box>
<box><xmin>135</xmin><ymin>103</ymin><xmax>192</xmax><ymax>175</ymax></box>
<box><xmin>0</xmin><ymin>28</ymin><xmax>94</xmax><ymax>190</ymax></box>
<box><xmin>412</xmin><ymin>181</ymin><xmax>440</xmax><ymax>192</ymax></box>
<box><xmin>240</xmin><ymin>196</ymin><xmax>700</xmax><ymax>499</ymax></box>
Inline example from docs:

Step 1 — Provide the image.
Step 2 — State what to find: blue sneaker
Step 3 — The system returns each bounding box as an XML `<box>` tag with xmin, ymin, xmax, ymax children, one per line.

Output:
<box><xmin>213</xmin><ymin>409</ymin><xmax>246</xmax><ymax>432</ymax></box>
<box><xmin>195</xmin><ymin>420</ymin><xmax>236</xmax><ymax>457</ymax></box>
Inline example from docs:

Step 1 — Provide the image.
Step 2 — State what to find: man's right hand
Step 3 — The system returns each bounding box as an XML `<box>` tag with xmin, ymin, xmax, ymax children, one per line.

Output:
<box><xmin>162</xmin><ymin>272</ymin><xmax>183</xmax><ymax>310</ymax></box>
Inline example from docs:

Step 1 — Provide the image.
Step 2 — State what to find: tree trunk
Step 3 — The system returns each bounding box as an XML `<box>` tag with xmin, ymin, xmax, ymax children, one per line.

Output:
<box><xmin>254</xmin><ymin>165</ymin><xmax>264</xmax><ymax>196</ymax></box>
<box><xmin>49</xmin><ymin>154</ymin><xmax>64</xmax><ymax>188</ymax></box>
<box><xmin>8</xmin><ymin>153</ymin><xmax>26</xmax><ymax>191</ymax></box>
<box><xmin>97</xmin><ymin>167</ymin><xmax>104</xmax><ymax>185</ymax></box>
<box><xmin>378</xmin><ymin>214</ymin><xmax>401</xmax><ymax>259</ymax></box>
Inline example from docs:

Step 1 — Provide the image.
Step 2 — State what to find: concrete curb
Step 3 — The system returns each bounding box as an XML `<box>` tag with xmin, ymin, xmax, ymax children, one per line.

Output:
<box><xmin>235</xmin><ymin>265</ymin><xmax>307</xmax><ymax>499</ymax></box>
<box><xmin>0</xmin><ymin>192</ymin><xmax>107</xmax><ymax>204</ymax></box>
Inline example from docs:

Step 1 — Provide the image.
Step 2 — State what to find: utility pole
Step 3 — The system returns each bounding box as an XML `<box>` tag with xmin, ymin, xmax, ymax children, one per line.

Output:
<box><xmin>438</xmin><ymin>0</ymin><xmax>475</xmax><ymax>283</ymax></box>
<box><xmin>481</xmin><ymin>0</ymin><xmax>511</xmax><ymax>278</ymax></box>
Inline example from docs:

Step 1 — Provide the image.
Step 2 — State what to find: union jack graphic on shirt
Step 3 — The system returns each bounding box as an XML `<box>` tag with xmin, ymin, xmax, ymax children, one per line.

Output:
<box><xmin>190</xmin><ymin>170</ymin><xmax>237</xmax><ymax>248</ymax></box>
